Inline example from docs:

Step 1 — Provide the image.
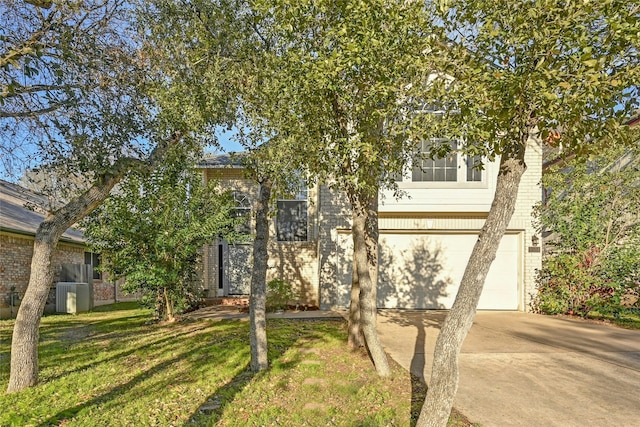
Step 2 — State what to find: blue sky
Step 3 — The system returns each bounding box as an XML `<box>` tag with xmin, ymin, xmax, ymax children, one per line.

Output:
<box><xmin>209</xmin><ymin>126</ymin><xmax>244</xmax><ymax>154</ymax></box>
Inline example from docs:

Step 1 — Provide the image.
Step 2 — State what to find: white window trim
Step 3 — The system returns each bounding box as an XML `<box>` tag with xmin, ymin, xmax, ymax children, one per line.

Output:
<box><xmin>396</xmin><ymin>140</ymin><xmax>488</xmax><ymax>189</ymax></box>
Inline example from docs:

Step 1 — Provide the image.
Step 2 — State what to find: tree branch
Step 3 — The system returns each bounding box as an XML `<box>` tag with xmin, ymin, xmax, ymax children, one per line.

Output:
<box><xmin>1</xmin><ymin>83</ymin><xmax>85</xmax><ymax>98</ymax></box>
<box><xmin>0</xmin><ymin>101</ymin><xmax>75</xmax><ymax>119</ymax></box>
<box><xmin>48</xmin><ymin>131</ymin><xmax>181</xmax><ymax>231</ymax></box>
<box><xmin>0</xmin><ymin>13</ymin><xmax>54</xmax><ymax>69</ymax></box>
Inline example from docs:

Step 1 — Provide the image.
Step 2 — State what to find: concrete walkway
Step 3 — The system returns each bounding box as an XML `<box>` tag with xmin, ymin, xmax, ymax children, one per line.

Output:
<box><xmin>377</xmin><ymin>310</ymin><xmax>640</xmax><ymax>427</ymax></box>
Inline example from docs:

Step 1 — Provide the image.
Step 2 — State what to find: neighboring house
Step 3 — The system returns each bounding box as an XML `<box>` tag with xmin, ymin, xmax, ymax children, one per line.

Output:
<box><xmin>0</xmin><ymin>179</ymin><xmax>129</xmax><ymax>318</ymax></box>
<box><xmin>199</xmin><ymin>135</ymin><xmax>542</xmax><ymax>312</ymax></box>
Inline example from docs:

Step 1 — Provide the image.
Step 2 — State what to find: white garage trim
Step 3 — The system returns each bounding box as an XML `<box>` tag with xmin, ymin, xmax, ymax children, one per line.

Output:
<box><xmin>335</xmin><ymin>230</ymin><xmax>522</xmax><ymax>310</ymax></box>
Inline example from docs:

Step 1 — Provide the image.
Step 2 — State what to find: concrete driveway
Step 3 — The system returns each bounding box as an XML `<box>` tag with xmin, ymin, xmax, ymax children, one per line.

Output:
<box><xmin>376</xmin><ymin>311</ymin><xmax>640</xmax><ymax>427</ymax></box>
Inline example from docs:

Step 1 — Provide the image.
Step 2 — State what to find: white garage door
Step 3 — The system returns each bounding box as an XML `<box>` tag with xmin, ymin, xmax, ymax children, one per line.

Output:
<box><xmin>336</xmin><ymin>232</ymin><xmax>520</xmax><ymax>310</ymax></box>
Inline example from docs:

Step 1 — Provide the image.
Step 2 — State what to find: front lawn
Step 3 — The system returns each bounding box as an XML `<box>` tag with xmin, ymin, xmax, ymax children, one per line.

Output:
<box><xmin>0</xmin><ymin>303</ymin><xmax>475</xmax><ymax>426</ymax></box>
<box><xmin>585</xmin><ymin>308</ymin><xmax>640</xmax><ymax>330</ymax></box>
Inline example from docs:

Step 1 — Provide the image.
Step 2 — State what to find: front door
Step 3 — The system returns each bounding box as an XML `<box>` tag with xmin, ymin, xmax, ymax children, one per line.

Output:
<box><xmin>224</xmin><ymin>242</ymin><xmax>253</xmax><ymax>295</ymax></box>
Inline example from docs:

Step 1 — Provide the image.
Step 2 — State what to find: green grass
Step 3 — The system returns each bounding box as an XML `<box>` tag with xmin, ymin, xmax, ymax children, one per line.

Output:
<box><xmin>586</xmin><ymin>308</ymin><xmax>640</xmax><ymax>330</ymax></box>
<box><xmin>1</xmin><ymin>303</ymin><xmax>475</xmax><ymax>426</ymax></box>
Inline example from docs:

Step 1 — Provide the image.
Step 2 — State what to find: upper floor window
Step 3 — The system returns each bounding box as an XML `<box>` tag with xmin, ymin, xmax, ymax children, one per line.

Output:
<box><xmin>466</xmin><ymin>155</ymin><xmax>483</xmax><ymax>182</ymax></box>
<box><xmin>410</xmin><ymin>139</ymin><xmax>483</xmax><ymax>185</ymax></box>
<box><xmin>276</xmin><ymin>189</ymin><xmax>308</xmax><ymax>242</ymax></box>
<box><xmin>413</xmin><ymin>140</ymin><xmax>458</xmax><ymax>182</ymax></box>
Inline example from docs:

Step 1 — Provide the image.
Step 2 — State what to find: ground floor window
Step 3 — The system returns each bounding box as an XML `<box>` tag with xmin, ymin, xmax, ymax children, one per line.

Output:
<box><xmin>84</xmin><ymin>252</ymin><xmax>102</xmax><ymax>280</ymax></box>
<box><xmin>276</xmin><ymin>189</ymin><xmax>308</xmax><ymax>242</ymax></box>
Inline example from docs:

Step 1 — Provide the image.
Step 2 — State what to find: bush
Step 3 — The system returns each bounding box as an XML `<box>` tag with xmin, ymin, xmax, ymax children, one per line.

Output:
<box><xmin>533</xmin><ymin>246</ymin><xmax>640</xmax><ymax>317</ymax></box>
<box><xmin>534</xmin><ymin>145</ymin><xmax>640</xmax><ymax>317</ymax></box>
<box><xmin>601</xmin><ymin>245</ymin><xmax>640</xmax><ymax>309</ymax></box>
<box><xmin>266</xmin><ymin>279</ymin><xmax>298</xmax><ymax>312</ymax></box>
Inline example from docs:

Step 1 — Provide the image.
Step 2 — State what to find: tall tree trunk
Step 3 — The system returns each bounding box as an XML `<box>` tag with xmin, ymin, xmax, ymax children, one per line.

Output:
<box><xmin>418</xmin><ymin>142</ymin><xmax>527</xmax><ymax>426</ymax></box>
<box><xmin>351</xmin><ymin>191</ymin><xmax>390</xmax><ymax>377</ymax></box>
<box><xmin>249</xmin><ymin>178</ymin><xmax>272</xmax><ymax>372</ymax></box>
<box><xmin>348</xmin><ymin>192</ymin><xmax>379</xmax><ymax>349</ymax></box>
<box><xmin>8</xmin><ymin>172</ymin><xmax>127</xmax><ymax>392</ymax></box>
<box><xmin>7</xmin><ymin>138</ymin><xmax>174</xmax><ymax>393</ymax></box>
<box><xmin>365</xmin><ymin>192</ymin><xmax>379</xmax><ymax>313</ymax></box>
<box><xmin>347</xmin><ymin>258</ymin><xmax>364</xmax><ymax>349</ymax></box>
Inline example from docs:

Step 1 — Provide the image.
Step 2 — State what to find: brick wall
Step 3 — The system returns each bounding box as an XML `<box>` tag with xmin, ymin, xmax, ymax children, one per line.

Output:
<box><xmin>511</xmin><ymin>136</ymin><xmax>543</xmax><ymax>310</ymax></box>
<box><xmin>266</xmin><ymin>241</ymin><xmax>319</xmax><ymax>306</ymax></box>
<box><xmin>0</xmin><ymin>232</ymin><xmax>85</xmax><ymax>318</ymax></box>
<box><xmin>0</xmin><ymin>232</ymin><xmax>139</xmax><ymax>318</ymax></box>
<box><xmin>317</xmin><ymin>183</ymin><xmax>352</xmax><ymax>310</ymax></box>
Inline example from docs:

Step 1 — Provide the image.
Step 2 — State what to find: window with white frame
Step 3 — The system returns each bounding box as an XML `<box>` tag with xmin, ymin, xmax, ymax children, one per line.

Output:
<box><xmin>276</xmin><ymin>189</ymin><xmax>308</xmax><ymax>242</ymax></box>
<box><xmin>412</xmin><ymin>139</ymin><xmax>458</xmax><ymax>182</ymax></box>
<box><xmin>410</xmin><ymin>139</ymin><xmax>483</xmax><ymax>184</ymax></box>
<box><xmin>466</xmin><ymin>154</ymin><xmax>483</xmax><ymax>182</ymax></box>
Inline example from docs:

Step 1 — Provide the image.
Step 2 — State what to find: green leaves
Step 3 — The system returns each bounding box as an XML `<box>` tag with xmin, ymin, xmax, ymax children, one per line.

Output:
<box><xmin>84</xmin><ymin>155</ymin><xmax>242</xmax><ymax>317</ymax></box>
<box><xmin>228</xmin><ymin>0</ymin><xmax>438</xmax><ymax>195</ymax></box>
<box><xmin>432</xmin><ymin>0</ymin><xmax>640</xmax><ymax>154</ymax></box>
<box><xmin>534</xmin><ymin>143</ymin><xmax>640</xmax><ymax>316</ymax></box>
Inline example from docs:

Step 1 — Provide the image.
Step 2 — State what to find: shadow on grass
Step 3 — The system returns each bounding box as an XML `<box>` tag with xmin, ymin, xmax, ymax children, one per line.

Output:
<box><xmin>1</xmin><ymin>311</ymin><xmax>143</xmax><ymax>383</ymax></box>
<box><xmin>29</xmin><ymin>318</ymin><xmax>252</xmax><ymax>426</ymax></box>
<box><xmin>39</xmin><ymin>322</ymin><xmax>212</xmax><ymax>383</ymax></box>
<box><xmin>34</xmin><ymin>337</ymin><xmax>226</xmax><ymax>427</ymax></box>
<box><xmin>4</xmin><ymin>313</ymin><xmax>346</xmax><ymax>426</ymax></box>
<box><xmin>185</xmin><ymin>364</ymin><xmax>255</xmax><ymax>425</ymax></box>
<box><xmin>185</xmin><ymin>318</ymin><xmax>347</xmax><ymax>425</ymax></box>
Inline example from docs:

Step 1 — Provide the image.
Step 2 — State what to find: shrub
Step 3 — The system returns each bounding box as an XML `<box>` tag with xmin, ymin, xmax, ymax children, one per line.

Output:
<box><xmin>600</xmin><ymin>245</ymin><xmax>640</xmax><ymax>309</ymax></box>
<box><xmin>534</xmin><ymin>145</ymin><xmax>640</xmax><ymax>317</ymax></box>
<box><xmin>533</xmin><ymin>246</ymin><xmax>640</xmax><ymax>317</ymax></box>
<box><xmin>266</xmin><ymin>279</ymin><xmax>298</xmax><ymax>312</ymax></box>
<box><xmin>83</xmin><ymin>157</ymin><xmax>243</xmax><ymax>322</ymax></box>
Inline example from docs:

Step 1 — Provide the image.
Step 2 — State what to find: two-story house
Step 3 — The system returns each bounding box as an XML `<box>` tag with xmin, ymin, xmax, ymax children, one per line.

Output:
<box><xmin>199</xmin><ymin>136</ymin><xmax>542</xmax><ymax>312</ymax></box>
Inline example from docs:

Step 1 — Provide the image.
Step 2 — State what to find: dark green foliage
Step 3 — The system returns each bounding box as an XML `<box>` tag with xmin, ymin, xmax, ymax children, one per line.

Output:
<box><xmin>534</xmin><ymin>146</ymin><xmax>640</xmax><ymax>316</ymax></box>
<box><xmin>84</xmin><ymin>153</ymin><xmax>243</xmax><ymax>320</ymax></box>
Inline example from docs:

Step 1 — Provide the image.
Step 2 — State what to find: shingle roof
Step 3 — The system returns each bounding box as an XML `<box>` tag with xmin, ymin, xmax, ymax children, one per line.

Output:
<box><xmin>198</xmin><ymin>152</ymin><xmax>246</xmax><ymax>168</ymax></box>
<box><xmin>0</xmin><ymin>179</ymin><xmax>85</xmax><ymax>244</ymax></box>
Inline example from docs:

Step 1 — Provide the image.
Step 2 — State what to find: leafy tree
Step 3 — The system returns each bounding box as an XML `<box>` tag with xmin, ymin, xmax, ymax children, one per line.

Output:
<box><xmin>415</xmin><ymin>1</ymin><xmax>640</xmax><ymax>425</ymax></box>
<box><xmin>84</xmin><ymin>154</ymin><xmax>241</xmax><ymax>322</ymax></box>
<box><xmin>133</xmin><ymin>0</ymin><xmax>241</xmax><ymax>148</ymax></box>
<box><xmin>534</xmin><ymin>144</ymin><xmax>640</xmax><ymax>316</ymax></box>
<box><xmin>1</xmin><ymin>0</ymin><xmax>146</xmax><ymax>175</ymax></box>
<box><xmin>219</xmin><ymin>0</ymin><xmax>439</xmax><ymax>377</ymax></box>
<box><xmin>2</xmin><ymin>0</ymin><xmax>180</xmax><ymax>393</ymax></box>
<box><xmin>137</xmin><ymin>0</ymin><xmax>303</xmax><ymax>371</ymax></box>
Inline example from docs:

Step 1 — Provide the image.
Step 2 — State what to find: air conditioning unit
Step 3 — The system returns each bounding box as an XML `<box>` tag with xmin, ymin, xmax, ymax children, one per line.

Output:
<box><xmin>56</xmin><ymin>282</ymin><xmax>90</xmax><ymax>314</ymax></box>
<box><xmin>61</xmin><ymin>264</ymin><xmax>94</xmax><ymax>310</ymax></box>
